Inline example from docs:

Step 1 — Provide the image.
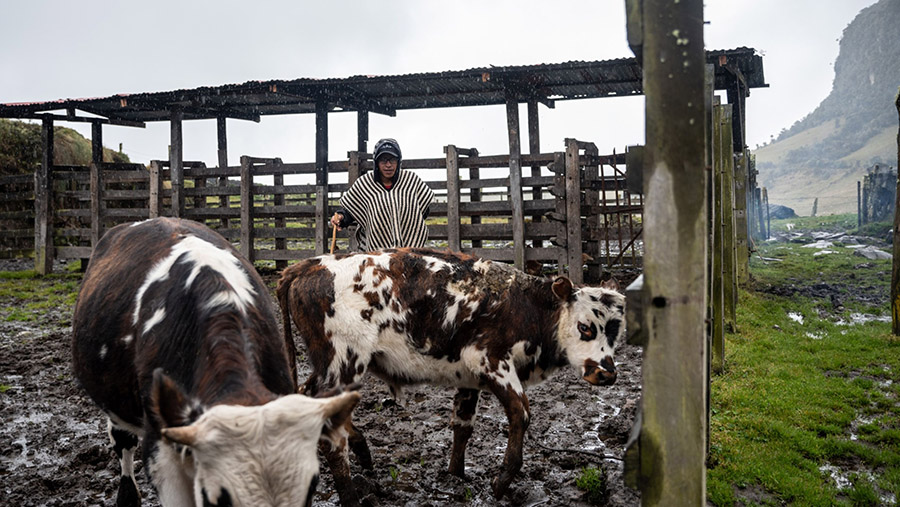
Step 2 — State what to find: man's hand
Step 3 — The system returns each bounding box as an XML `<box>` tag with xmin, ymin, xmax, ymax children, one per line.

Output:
<box><xmin>330</xmin><ymin>212</ymin><xmax>344</xmax><ymax>231</ymax></box>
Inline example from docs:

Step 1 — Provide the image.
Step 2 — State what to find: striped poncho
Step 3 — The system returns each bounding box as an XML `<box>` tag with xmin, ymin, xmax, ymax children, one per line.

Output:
<box><xmin>340</xmin><ymin>169</ymin><xmax>434</xmax><ymax>252</ymax></box>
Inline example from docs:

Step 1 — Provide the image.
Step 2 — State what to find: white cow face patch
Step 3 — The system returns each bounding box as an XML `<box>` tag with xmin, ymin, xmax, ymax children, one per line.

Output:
<box><xmin>159</xmin><ymin>392</ymin><xmax>360</xmax><ymax>507</ymax></box>
<box><xmin>552</xmin><ymin>278</ymin><xmax>625</xmax><ymax>386</ymax></box>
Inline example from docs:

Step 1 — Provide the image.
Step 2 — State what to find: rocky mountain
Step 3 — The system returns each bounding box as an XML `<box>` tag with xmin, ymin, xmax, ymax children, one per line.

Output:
<box><xmin>756</xmin><ymin>0</ymin><xmax>900</xmax><ymax>216</ymax></box>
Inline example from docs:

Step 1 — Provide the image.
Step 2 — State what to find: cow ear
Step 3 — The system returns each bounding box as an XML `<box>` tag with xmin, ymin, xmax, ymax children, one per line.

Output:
<box><xmin>319</xmin><ymin>391</ymin><xmax>361</xmax><ymax>445</ymax></box>
<box><xmin>151</xmin><ymin>368</ymin><xmax>200</xmax><ymax>430</ymax></box>
<box><xmin>600</xmin><ymin>277</ymin><xmax>621</xmax><ymax>292</ymax></box>
<box><xmin>551</xmin><ymin>277</ymin><xmax>575</xmax><ymax>302</ymax></box>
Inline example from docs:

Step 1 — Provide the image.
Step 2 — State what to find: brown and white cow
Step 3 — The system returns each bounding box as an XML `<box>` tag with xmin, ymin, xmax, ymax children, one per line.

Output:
<box><xmin>277</xmin><ymin>247</ymin><xmax>625</xmax><ymax>505</ymax></box>
<box><xmin>72</xmin><ymin>217</ymin><xmax>360</xmax><ymax>507</ymax></box>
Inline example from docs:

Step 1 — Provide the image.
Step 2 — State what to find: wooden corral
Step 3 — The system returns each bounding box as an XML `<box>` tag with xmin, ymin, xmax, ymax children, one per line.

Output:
<box><xmin>1</xmin><ymin>52</ymin><xmax>764</xmax><ymax>282</ymax></box>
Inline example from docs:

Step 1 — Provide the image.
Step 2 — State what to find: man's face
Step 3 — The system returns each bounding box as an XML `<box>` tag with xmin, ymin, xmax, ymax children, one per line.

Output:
<box><xmin>377</xmin><ymin>155</ymin><xmax>398</xmax><ymax>180</ymax></box>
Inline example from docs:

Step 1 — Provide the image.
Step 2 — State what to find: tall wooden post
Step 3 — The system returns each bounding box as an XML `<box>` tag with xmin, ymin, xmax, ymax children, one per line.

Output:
<box><xmin>528</xmin><ymin>100</ymin><xmax>543</xmax><ymax>248</ymax></box>
<box><xmin>734</xmin><ymin>152</ymin><xmax>750</xmax><ymax>284</ymax></box>
<box><xmin>626</xmin><ymin>0</ymin><xmax>708</xmax><ymax>504</ymax></box>
<box><xmin>240</xmin><ymin>156</ymin><xmax>255</xmax><ymax>262</ymax></box>
<box><xmin>170</xmin><ymin>109</ymin><xmax>184</xmax><ymax>218</ymax></box>
<box><xmin>505</xmin><ymin>93</ymin><xmax>526</xmax><ymax>270</ymax></box>
<box><xmin>552</xmin><ymin>152</ymin><xmax>568</xmax><ymax>275</ymax></box>
<box><xmin>217</xmin><ymin>116</ymin><xmax>230</xmax><ymax>228</ymax></box>
<box><xmin>720</xmin><ymin>106</ymin><xmax>738</xmax><ymax>328</ymax></box>
<box><xmin>91</xmin><ymin>121</ymin><xmax>103</xmax><ymax>164</ymax></box>
<box><xmin>315</xmin><ymin>100</ymin><xmax>329</xmax><ymax>255</ymax></box>
<box><xmin>891</xmin><ymin>88</ymin><xmax>900</xmax><ymax>336</ymax></box>
<box><xmin>470</xmin><ymin>151</ymin><xmax>482</xmax><ymax>249</ymax></box>
<box><xmin>445</xmin><ymin>145</ymin><xmax>461</xmax><ymax>252</ymax></box>
<box><xmin>347</xmin><ymin>151</ymin><xmax>362</xmax><ymax>252</ymax></box>
<box><xmin>564</xmin><ymin>139</ymin><xmax>583</xmax><ymax>284</ymax></box>
<box><xmin>90</xmin><ymin>161</ymin><xmax>102</xmax><ymax>248</ymax></box>
<box><xmin>149</xmin><ymin>161</ymin><xmax>162</xmax><ymax>218</ymax></box>
<box><xmin>357</xmin><ymin>110</ymin><xmax>369</xmax><ymax>156</ymax></box>
<box><xmin>711</xmin><ymin>104</ymin><xmax>727</xmax><ymax>374</ymax></box>
<box><xmin>34</xmin><ymin>117</ymin><xmax>54</xmax><ymax>275</ymax></box>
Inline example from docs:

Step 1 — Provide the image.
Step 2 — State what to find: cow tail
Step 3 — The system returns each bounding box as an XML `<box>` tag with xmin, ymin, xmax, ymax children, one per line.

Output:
<box><xmin>275</xmin><ymin>274</ymin><xmax>299</xmax><ymax>391</ymax></box>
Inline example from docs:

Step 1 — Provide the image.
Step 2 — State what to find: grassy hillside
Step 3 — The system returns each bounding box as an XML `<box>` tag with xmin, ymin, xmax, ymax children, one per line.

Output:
<box><xmin>757</xmin><ymin>124</ymin><xmax>896</xmax><ymax>216</ymax></box>
<box><xmin>708</xmin><ymin>214</ymin><xmax>899</xmax><ymax>505</ymax></box>
<box><xmin>0</xmin><ymin>119</ymin><xmax>130</xmax><ymax>176</ymax></box>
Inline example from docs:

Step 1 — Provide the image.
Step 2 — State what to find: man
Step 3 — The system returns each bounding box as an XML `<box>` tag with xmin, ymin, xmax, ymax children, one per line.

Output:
<box><xmin>331</xmin><ymin>138</ymin><xmax>434</xmax><ymax>251</ymax></box>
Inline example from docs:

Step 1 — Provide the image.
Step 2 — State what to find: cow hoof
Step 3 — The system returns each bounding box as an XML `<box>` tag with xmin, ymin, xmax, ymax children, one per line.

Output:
<box><xmin>116</xmin><ymin>476</ymin><xmax>141</xmax><ymax>507</ymax></box>
<box><xmin>491</xmin><ymin>476</ymin><xmax>510</xmax><ymax>499</ymax></box>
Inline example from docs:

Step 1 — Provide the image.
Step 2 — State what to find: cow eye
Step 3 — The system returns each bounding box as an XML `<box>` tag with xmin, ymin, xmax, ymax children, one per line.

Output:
<box><xmin>578</xmin><ymin>323</ymin><xmax>591</xmax><ymax>335</ymax></box>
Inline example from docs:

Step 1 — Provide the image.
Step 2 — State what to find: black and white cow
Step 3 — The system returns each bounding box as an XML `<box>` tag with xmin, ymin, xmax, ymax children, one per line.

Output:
<box><xmin>72</xmin><ymin>217</ymin><xmax>360</xmax><ymax>507</ymax></box>
<box><xmin>276</xmin><ymin>247</ymin><xmax>625</xmax><ymax>505</ymax></box>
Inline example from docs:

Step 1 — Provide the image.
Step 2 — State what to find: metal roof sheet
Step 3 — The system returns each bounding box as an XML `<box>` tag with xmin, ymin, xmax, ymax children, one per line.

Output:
<box><xmin>0</xmin><ymin>48</ymin><xmax>765</xmax><ymax>124</ymax></box>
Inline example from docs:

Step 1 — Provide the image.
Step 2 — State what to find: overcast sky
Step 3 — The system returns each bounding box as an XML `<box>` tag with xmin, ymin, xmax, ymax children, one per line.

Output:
<box><xmin>0</xmin><ymin>0</ymin><xmax>879</xmax><ymax>167</ymax></box>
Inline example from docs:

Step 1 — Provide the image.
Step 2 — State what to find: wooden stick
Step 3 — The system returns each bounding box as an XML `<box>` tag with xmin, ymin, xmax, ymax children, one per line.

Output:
<box><xmin>330</xmin><ymin>224</ymin><xmax>338</xmax><ymax>254</ymax></box>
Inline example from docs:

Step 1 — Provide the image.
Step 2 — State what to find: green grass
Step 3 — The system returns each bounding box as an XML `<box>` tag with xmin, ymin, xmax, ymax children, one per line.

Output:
<box><xmin>576</xmin><ymin>466</ymin><xmax>609</xmax><ymax>505</ymax></box>
<box><xmin>0</xmin><ymin>265</ymin><xmax>81</xmax><ymax>323</ymax></box>
<box><xmin>708</xmin><ymin>217</ymin><xmax>900</xmax><ymax>505</ymax></box>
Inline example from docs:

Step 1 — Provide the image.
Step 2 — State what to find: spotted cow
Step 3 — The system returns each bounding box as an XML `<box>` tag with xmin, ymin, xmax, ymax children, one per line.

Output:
<box><xmin>72</xmin><ymin>217</ymin><xmax>360</xmax><ymax>507</ymax></box>
<box><xmin>276</xmin><ymin>247</ymin><xmax>625</xmax><ymax>505</ymax></box>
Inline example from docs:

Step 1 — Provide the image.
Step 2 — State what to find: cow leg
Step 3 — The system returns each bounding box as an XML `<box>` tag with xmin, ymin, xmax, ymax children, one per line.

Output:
<box><xmin>448</xmin><ymin>388</ymin><xmax>480</xmax><ymax>477</ymax></box>
<box><xmin>321</xmin><ymin>422</ymin><xmax>360</xmax><ymax>507</ymax></box>
<box><xmin>347</xmin><ymin>421</ymin><xmax>373</xmax><ymax>470</ymax></box>
<box><xmin>144</xmin><ymin>437</ymin><xmax>194</xmax><ymax>507</ymax></box>
<box><xmin>108</xmin><ymin>419</ymin><xmax>141</xmax><ymax>507</ymax></box>
<box><xmin>488</xmin><ymin>383</ymin><xmax>531</xmax><ymax>498</ymax></box>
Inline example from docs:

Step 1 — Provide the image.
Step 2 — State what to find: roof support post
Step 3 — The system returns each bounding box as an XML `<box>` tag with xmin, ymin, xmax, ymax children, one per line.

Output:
<box><xmin>315</xmin><ymin>100</ymin><xmax>329</xmax><ymax>255</ymax></box>
<box><xmin>623</xmin><ymin>0</ymin><xmax>708</xmax><ymax>504</ymax></box>
<box><xmin>91</xmin><ymin>121</ymin><xmax>103</xmax><ymax>164</ymax></box>
<box><xmin>527</xmin><ymin>100</ymin><xmax>543</xmax><ymax>248</ymax></box>
<box><xmin>505</xmin><ymin>93</ymin><xmax>525</xmax><ymax>270</ymax></box>
<box><xmin>34</xmin><ymin>117</ymin><xmax>54</xmax><ymax>275</ymax></box>
<box><xmin>217</xmin><ymin>116</ymin><xmax>230</xmax><ymax>228</ymax></box>
<box><xmin>357</xmin><ymin>109</ymin><xmax>369</xmax><ymax>157</ymax></box>
<box><xmin>170</xmin><ymin>108</ymin><xmax>184</xmax><ymax>218</ymax></box>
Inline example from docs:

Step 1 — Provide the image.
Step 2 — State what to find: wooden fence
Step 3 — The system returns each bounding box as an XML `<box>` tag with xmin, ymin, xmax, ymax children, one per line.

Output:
<box><xmin>5</xmin><ymin>139</ymin><xmax>643</xmax><ymax>283</ymax></box>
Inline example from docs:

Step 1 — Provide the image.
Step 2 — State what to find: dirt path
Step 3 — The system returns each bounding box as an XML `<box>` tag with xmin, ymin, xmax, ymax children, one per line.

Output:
<box><xmin>0</xmin><ymin>259</ymin><xmax>641</xmax><ymax>506</ymax></box>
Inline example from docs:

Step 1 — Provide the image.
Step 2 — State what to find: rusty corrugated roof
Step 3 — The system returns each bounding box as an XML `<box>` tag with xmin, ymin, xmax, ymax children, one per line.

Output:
<box><xmin>0</xmin><ymin>48</ymin><xmax>765</xmax><ymax>124</ymax></box>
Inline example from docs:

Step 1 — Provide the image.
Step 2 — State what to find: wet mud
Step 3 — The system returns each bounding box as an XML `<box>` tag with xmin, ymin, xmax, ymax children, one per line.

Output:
<box><xmin>0</xmin><ymin>259</ymin><xmax>642</xmax><ymax>506</ymax></box>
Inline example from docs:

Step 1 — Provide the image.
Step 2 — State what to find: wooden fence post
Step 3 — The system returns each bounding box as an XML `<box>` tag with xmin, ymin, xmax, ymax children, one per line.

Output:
<box><xmin>564</xmin><ymin>139</ymin><xmax>583</xmax><ymax>284</ymax></box>
<box><xmin>217</xmin><ymin>116</ymin><xmax>230</xmax><ymax>229</ymax></box>
<box><xmin>90</xmin><ymin>162</ymin><xmax>102</xmax><ymax>248</ymax></box>
<box><xmin>469</xmin><ymin>151</ymin><xmax>482</xmax><ymax>249</ymax></box>
<box><xmin>149</xmin><ymin>161</ymin><xmax>162</xmax><ymax>218</ymax></box>
<box><xmin>240</xmin><ymin>156</ymin><xmax>255</xmax><ymax>262</ymax></box>
<box><xmin>584</xmin><ymin>143</ymin><xmax>601</xmax><ymax>281</ymax></box>
<box><xmin>506</xmin><ymin>93</ymin><xmax>526</xmax><ymax>270</ymax></box>
<box><xmin>551</xmin><ymin>152</ymin><xmax>568</xmax><ymax>275</ymax></box>
<box><xmin>891</xmin><ymin>87</ymin><xmax>900</xmax><ymax>337</ymax></box>
<box><xmin>170</xmin><ymin>109</ymin><xmax>184</xmax><ymax>218</ymax></box>
<box><xmin>347</xmin><ymin>150</ymin><xmax>362</xmax><ymax>252</ymax></box>
<box><xmin>34</xmin><ymin>117</ymin><xmax>54</xmax><ymax>275</ymax></box>
<box><xmin>719</xmin><ymin>106</ymin><xmax>738</xmax><ymax>328</ymax></box>
<box><xmin>711</xmin><ymin>104</ymin><xmax>727</xmax><ymax>374</ymax></box>
<box><xmin>734</xmin><ymin>152</ymin><xmax>750</xmax><ymax>285</ymax></box>
<box><xmin>624</xmin><ymin>0</ymin><xmax>708</xmax><ymax>503</ymax></box>
<box><xmin>274</xmin><ymin>168</ymin><xmax>286</xmax><ymax>270</ymax></box>
<box><xmin>445</xmin><ymin>145</ymin><xmax>461</xmax><ymax>252</ymax></box>
<box><xmin>315</xmin><ymin>100</ymin><xmax>329</xmax><ymax>255</ymax></box>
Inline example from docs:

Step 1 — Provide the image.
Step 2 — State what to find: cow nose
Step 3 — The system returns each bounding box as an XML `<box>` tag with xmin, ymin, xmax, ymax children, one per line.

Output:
<box><xmin>583</xmin><ymin>357</ymin><xmax>617</xmax><ymax>386</ymax></box>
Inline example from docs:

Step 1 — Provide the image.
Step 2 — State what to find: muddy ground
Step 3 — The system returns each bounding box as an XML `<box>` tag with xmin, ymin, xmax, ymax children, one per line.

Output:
<box><xmin>0</xmin><ymin>258</ymin><xmax>642</xmax><ymax>507</ymax></box>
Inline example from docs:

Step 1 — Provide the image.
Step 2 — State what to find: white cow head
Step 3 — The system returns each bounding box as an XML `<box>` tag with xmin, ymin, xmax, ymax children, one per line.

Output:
<box><xmin>552</xmin><ymin>277</ymin><xmax>625</xmax><ymax>386</ymax></box>
<box><xmin>152</xmin><ymin>372</ymin><xmax>359</xmax><ymax>507</ymax></box>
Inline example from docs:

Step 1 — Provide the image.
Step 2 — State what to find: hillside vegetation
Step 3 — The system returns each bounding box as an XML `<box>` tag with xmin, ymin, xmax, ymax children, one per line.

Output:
<box><xmin>756</xmin><ymin>0</ymin><xmax>900</xmax><ymax>216</ymax></box>
<box><xmin>0</xmin><ymin>118</ymin><xmax>130</xmax><ymax>176</ymax></box>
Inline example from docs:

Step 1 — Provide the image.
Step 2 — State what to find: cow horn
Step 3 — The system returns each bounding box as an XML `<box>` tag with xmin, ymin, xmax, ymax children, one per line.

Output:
<box><xmin>161</xmin><ymin>425</ymin><xmax>199</xmax><ymax>446</ymax></box>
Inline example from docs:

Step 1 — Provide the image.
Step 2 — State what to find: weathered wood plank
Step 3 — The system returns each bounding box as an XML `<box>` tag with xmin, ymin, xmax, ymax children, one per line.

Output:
<box><xmin>506</xmin><ymin>95</ymin><xmax>526</xmax><ymax>270</ymax></box>
<box><xmin>240</xmin><ymin>156</ymin><xmax>255</xmax><ymax>262</ymax></box>
<box><xmin>34</xmin><ymin>117</ymin><xmax>54</xmax><ymax>274</ymax></box>
<box><xmin>170</xmin><ymin>109</ymin><xmax>184</xmax><ymax>218</ymax></box>
<box><xmin>564</xmin><ymin>139</ymin><xmax>583</xmax><ymax>283</ymax></box>
<box><xmin>446</xmin><ymin>145</ymin><xmax>461</xmax><ymax>251</ymax></box>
